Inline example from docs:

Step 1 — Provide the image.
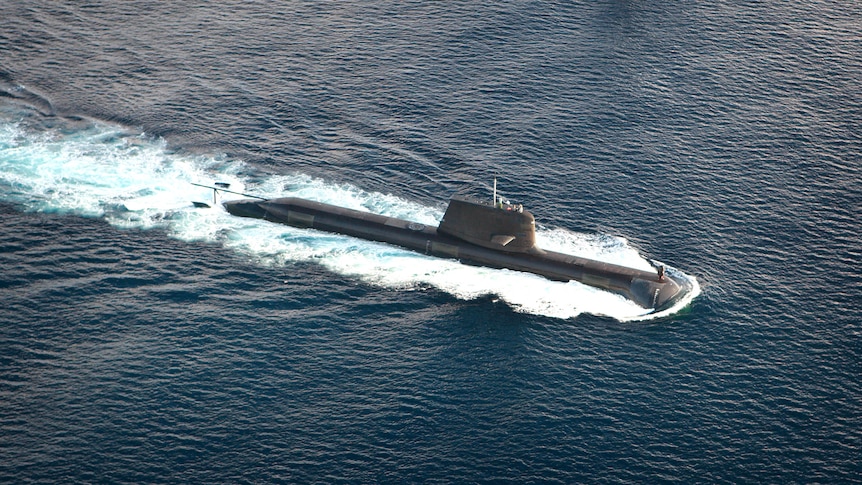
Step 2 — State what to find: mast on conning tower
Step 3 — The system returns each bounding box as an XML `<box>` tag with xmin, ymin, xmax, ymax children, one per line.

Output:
<box><xmin>493</xmin><ymin>177</ymin><xmax>497</xmax><ymax>207</ymax></box>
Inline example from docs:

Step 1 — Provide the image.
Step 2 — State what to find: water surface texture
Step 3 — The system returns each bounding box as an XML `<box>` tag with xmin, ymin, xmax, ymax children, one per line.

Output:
<box><xmin>1</xmin><ymin>2</ymin><xmax>860</xmax><ymax>483</ymax></box>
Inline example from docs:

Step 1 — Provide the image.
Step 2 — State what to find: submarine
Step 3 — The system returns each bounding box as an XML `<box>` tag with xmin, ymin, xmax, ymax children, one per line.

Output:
<box><xmin>203</xmin><ymin>181</ymin><xmax>692</xmax><ymax>313</ymax></box>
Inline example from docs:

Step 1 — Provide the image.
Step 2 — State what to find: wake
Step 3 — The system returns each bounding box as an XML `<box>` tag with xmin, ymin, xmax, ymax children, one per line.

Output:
<box><xmin>0</xmin><ymin>109</ymin><xmax>698</xmax><ymax>321</ymax></box>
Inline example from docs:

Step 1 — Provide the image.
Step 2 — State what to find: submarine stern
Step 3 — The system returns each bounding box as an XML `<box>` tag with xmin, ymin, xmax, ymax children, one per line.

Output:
<box><xmin>224</xmin><ymin>199</ymin><xmax>268</xmax><ymax>219</ymax></box>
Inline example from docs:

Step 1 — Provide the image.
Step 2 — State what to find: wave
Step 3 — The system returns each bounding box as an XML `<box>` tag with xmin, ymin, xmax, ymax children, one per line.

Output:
<box><xmin>0</xmin><ymin>80</ymin><xmax>55</xmax><ymax>117</ymax></box>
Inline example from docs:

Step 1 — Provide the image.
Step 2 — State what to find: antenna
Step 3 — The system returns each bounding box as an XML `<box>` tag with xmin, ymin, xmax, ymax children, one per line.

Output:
<box><xmin>190</xmin><ymin>182</ymin><xmax>268</xmax><ymax>201</ymax></box>
<box><xmin>493</xmin><ymin>177</ymin><xmax>497</xmax><ymax>207</ymax></box>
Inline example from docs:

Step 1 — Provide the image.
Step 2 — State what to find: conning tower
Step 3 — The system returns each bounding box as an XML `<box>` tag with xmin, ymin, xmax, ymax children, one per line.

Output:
<box><xmin>437</xmin><ymin>195</ymin><xmax>537</xmax><ymax>253</ymax></box>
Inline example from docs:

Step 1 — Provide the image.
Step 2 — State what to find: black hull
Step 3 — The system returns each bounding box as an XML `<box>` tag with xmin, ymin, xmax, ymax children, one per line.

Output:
<box><xmin>223</xmin><ymin>197</ymin><xmax>690</xmax><ymax>312</ymax></box>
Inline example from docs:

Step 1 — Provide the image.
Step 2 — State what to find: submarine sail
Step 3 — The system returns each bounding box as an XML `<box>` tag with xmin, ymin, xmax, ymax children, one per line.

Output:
<box><xmin>215</xmin><ymin>183</ymin><xmax>692</xmax><ymax>313</ymax></box>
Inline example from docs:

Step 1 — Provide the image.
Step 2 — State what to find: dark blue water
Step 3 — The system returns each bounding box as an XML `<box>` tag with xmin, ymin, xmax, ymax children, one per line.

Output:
<box><xmin>1</xmin><ymin>1</ymin><xmax>860</xmax><ymax>483</ymax></box>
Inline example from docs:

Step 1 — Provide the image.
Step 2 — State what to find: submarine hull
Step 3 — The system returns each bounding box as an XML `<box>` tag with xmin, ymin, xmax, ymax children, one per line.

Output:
<box><xmin>223</xmin><ymin>197</ymin><xmax>690</xmax><ymax>312</ymax></box>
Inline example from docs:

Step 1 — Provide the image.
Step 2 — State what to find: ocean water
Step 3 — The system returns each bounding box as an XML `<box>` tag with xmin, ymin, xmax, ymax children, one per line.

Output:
<box><xmin>1</xmin><ymin>1</ymin><xmax>859</xmax><ymax>483</ymax></box>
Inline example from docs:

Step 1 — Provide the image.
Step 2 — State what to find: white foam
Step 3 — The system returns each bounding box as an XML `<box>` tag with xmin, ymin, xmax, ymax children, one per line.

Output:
<box><xmin>0</xmin><ymin>117</ymin><xmax>698</xmax><ymax>321</ymax></box>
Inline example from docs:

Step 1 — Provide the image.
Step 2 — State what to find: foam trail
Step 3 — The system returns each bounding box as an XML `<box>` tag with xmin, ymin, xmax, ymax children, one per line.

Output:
<box><xmin>0</xmin><ymin>110</ymin><xmax>697</xmax><ymax>321</ymax></box>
